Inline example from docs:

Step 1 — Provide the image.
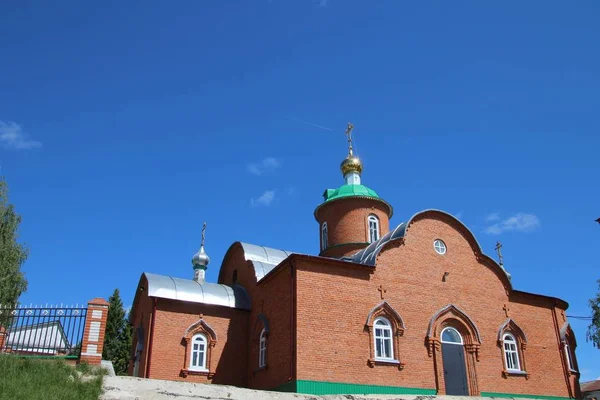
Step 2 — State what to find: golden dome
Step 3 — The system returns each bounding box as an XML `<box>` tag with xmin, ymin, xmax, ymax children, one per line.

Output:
<box><xmin>340</xmin><ymin>154</ymin><xmax>363</xmax><ymax>176</ymax></box>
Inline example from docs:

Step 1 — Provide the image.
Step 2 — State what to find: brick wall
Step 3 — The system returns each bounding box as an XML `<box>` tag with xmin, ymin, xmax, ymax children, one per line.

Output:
<box><xmin>128</xmin><ymin>278</ymin><xmax>154</xmax><ymax>377</ymax></box>
<box><xmin>218</xmin><ymin>243</ymin><xmax>295</xmax><ymax>390</ymax></box>
<box><xmin>147</xmin><ymin>299</ymin><xmax>249</xmax><ymax>386</ymax></box>
<box><xmin>295</xmin><ymin>212</ymin><xmax>574</xmax><ymax>397</ymax></box>
<box><xmin>249</xmin><ymin>263</ymin><xmax>293</xmax><ymax>390</ymax></box>
<box><xmin>316</xmin><ymin>198</ymin><xmax>390</xmax><ymax>258</ymax></box>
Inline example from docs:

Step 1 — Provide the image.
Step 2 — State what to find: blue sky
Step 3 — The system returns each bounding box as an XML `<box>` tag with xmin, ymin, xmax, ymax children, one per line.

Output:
<box><xmin>1</xmin><ymin>0</ymin><xmax>599</xmax><ymax>382</ymax></box>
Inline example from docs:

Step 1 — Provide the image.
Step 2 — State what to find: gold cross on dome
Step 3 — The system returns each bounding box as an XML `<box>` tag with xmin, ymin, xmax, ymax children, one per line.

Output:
<box><xmin>344</xmin><ymin>122</ymin><xmax>355</xmax><ymax>155</ymax></box>
<box><xmin>377</xmin><ymin>285</ymin><xmax>387</xmax><ymax>300</ymax></box>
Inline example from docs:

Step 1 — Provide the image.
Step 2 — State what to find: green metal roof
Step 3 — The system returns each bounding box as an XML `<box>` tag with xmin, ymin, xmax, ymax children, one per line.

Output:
<box><xmin>323</xmin><ymin>184</ymin><xmax>381</xmax><ymax>202</ymax></box>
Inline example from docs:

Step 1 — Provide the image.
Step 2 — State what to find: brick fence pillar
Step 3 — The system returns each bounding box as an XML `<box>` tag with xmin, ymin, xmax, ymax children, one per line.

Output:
<box><xmin>0</xmin><ymin>326</ymin><xmax>6</xmax><ymax>351</ymax></box>
<box><xmin>79</xmin><ymin>298</ymin><xmax>109</xmax><ymax>366</ymax></box>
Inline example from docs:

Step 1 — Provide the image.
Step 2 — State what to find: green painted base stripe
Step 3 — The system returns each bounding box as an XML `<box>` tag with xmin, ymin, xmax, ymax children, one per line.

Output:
<box><xmin>296</xmin><ymin>380</ymin><xmax>435</xmax><ymax>395</ymax></box>
<box><xmin>481</xmin><ymin>391</ymin><xmax>571</xmax><ymax>400</ymax></box>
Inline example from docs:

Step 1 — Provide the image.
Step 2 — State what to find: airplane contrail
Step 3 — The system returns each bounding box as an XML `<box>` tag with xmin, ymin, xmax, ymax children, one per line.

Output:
<box><xmin>285</xmin><ymin>116</ymin><xmax>333</xmax><ymax>132</ymax></box>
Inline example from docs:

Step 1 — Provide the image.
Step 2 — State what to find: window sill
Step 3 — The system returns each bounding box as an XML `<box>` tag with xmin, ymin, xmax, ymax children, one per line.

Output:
<box><xmin>502</xmin><ymin>369</ymin><xmax>529</xmax><ymax>379</ymax></box>
<box><xmin>180</xmin><ymin>368</ymin><xmax>213</xmax><ymax>378</ymax></box>
<box><xmin>368</xmin><ymin>358</ymin><xmax>405</xmax><ymax>370</ymax></box>
<box><xmin>253</xmin><ymin>365</ymin><xmax>268</xmax><ymax>373</ymax></box>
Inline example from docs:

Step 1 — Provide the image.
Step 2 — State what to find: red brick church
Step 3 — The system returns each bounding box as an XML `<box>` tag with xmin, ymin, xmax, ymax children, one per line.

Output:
<box><xmin>129</xmin><ymin>124</ymin><xmax>580</xmax><ymax>398</ymax></box>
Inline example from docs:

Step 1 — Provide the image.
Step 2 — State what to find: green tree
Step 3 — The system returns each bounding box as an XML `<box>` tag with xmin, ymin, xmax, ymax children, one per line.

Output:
<box><xmin>103</xmin><ymin>289</ymin><xmax>133</xmax><ymax>375</ymax></box>
<box><xmin>0</xmin><ymin>177</ymin><xmax>28</xmax><ymax>306</ymax></box>
<box><xmin>587</xmin><ymin>279</ymin><xmax>600</xmax><ymax>348</ymax></box>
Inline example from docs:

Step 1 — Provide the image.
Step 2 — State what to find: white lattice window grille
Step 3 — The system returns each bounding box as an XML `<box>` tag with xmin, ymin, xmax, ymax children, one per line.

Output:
<box><xmin>374</xmin><ymin>317</ymin><xmax>393</xmax><ymax>360</ymax></box>
<box><xmin>434</xmin><ymin>239</ymin><xmax>447</xmax><ymax>255</ymax></box>
<box><xmin>503</xmin><ymin>333</ymin><xmax>521</xmax><ymax>371</ymax></box>
<box><xmin>259</xmin><ymin>329</ymin><xmax>267</xmax><ymax>368</ymax></box>
<box><xmin>368</xmin><ymin>215</ymin><xmax>380</xmax><ymax>243</ymax></box>
<box><xmin>190</xmin><ymin>334</ymin><xmax>208</xmax><ymax>371</ymax></box>
<box><xmin>321</xmin><ymin>222</ymin><xmax>328</xmax><ymax>250</ymax></box>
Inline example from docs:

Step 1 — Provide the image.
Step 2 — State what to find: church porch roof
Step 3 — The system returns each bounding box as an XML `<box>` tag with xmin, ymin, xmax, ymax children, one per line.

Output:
<box><xmin>142</xmin><ymin>272</ymin><xmax>251</xmax><ymax>311</ymax></box>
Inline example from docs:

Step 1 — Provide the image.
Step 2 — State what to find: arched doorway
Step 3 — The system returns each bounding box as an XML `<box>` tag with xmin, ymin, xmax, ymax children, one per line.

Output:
<box><xmin>440</xmin><ymin>327</ymin><xmax>468</xmax><ymax>395</ymax></box>
<box><xmin>426</xmin><ymin>304</ymin><xmax>482</xmax><ymax>395</ymax></box>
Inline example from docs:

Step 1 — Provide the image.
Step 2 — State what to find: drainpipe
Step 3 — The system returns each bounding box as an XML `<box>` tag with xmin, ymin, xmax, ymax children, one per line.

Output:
<box><xmin>552</xmin><ymin>300</ymin><xmax>571</xmax><ymax>398</ymax></box>
<box><xmin>289</xmin><ymin>259</ymin><xmax>297</xmax><ymax>384</ymax></box>
<box><xmin>145</xmin><ymin>297</ymin><xmax>157</xmax><ymax>378</ymax></box>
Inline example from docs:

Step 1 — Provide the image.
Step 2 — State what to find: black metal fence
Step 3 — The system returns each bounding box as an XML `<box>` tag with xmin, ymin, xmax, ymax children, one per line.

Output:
<box><xmin>0</xmin><ymin>304</ymin><xmax>87</xmax><ymax>358</ymax></box>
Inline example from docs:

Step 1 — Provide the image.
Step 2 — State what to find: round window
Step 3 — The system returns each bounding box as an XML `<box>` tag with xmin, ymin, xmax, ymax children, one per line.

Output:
<box><xmin>433</xmin><ymin>239</ymin><xmax>447</xmax><ymax>255</ymax></box>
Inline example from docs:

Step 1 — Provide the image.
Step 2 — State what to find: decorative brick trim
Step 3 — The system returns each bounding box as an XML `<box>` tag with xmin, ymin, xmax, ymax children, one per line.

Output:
<box><xmin>498</xmin><ymin>318</ymin><xmax>529</xmax><ymax>378</ymax></box>
<box><xmin>181</xmin><ymin>316</ymin><xmax>217</xmax><ymax>375</ymax></box>
<box><xmin>365</xmin><ymin>301</ymin><xmax>405</xmax><ymax>371</ymax></box>
<box><xmin>426</xmin><ymin>304</ymin><xmax>482</xmax><ymax>396</ymax></box>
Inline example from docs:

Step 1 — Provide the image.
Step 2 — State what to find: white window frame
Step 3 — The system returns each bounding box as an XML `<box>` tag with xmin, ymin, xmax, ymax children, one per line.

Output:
<box><xmin>368</xmin><ymin>215</ymin><xmax>380</xmax><ymax>243</ymax></box>
<box><xmin>259</xmin><ymin>328</ymin><xmax>267</xmax><ymax>368</ymax></box>
<box><xmin>373</xmin><ymin>317</ymin><xmax>394</xmax><ymax>360</ymax></box>
<box><xmin>502</xmin><ymin>333</ymin><xmax>521</xmax><ymax>371</ymax></box>
<box><xmin>321</xmin><ymin>222</ymin><xmax>328</xmax><ymax>250</ymax></box>
<box><xmin>564</xmin><ymin>342</ymin><xmax>576</xmax><ymax>371</ymax></box>
<box><xmin>440</xmin><ymin>327</ymin><xmax>463</xmax><ymax>344</ymax></box>
<box><xmin>433</xmin><ymin>239</ymin><xmax>447</xmax><ymax>255</ymax></box>
<box><xmin>189</xmin><ymin>334</ymin><xmax>208</xmax><ymax>371</ymax></box>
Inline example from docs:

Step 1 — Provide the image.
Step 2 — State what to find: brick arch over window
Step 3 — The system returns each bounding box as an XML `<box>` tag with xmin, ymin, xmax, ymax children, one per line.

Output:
<box><xmin>426</xmin><ymin>304</ymin><xmax>482</xmax><ymax>396</ymax></box>
<box><xmin>252</xmin><ymin>313</ymin><xmax>270</xmax><ymax>341</ymax></box>
<box><xmin>364</xmin><ymin>301</ymin><xmax>406</xmax><ymax>370</ymax></box>
<box><xmin>497</xmin><ymin>318</ymin><xmax>528</xmax><ymax>378</ymax></box>
<box><xmin>181</xmin><ymin>317</ymin><xmax>217</xmax><ymax>377</ymax></box>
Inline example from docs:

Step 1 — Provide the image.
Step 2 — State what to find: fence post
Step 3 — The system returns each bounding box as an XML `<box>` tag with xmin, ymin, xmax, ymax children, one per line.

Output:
<box><xmin>0</xmin><ymin>326</ymin><xmax>5</xmax><ymax>351</ymax></box>
<box><xmin>79</xmin><ymin>298</ymin><xmax>109</xmax><ymax>366</ymax></box>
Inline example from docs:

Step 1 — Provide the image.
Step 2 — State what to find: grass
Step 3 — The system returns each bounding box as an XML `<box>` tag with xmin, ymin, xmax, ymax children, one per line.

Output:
<box><xmin>0</xmin><ymin>355</ymin><xmax>105</xmax><ymax>400</ymax></box>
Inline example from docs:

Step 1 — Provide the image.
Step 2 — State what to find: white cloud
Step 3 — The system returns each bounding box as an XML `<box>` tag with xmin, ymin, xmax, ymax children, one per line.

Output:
<box><xmin>247</xmin><ymin>157</ymin><xmax>280</xmax><ymax>176</ymax></box>
<box><xmin>0</xmin><ymin>121</ymin><xmax>42</xmax><ymax>150</ymax></box>
<box><xmin>485</xmin><ymin>212</ymin><xmax>501</xmax><ymax>222</ymax></box>
<box><xmin>485</xmin><ymin>213</ymin><xmax>540</xmax><ymax>235</ymax></box>
<box><xmin>251</xmin><ymin>190</ymin><xmax>276</xmax><ymax>207</ymax></box>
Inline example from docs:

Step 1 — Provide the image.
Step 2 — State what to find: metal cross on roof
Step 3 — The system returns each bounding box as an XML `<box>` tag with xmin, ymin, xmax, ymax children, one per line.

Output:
<box><xmin>495</xmin><ymin>241</ymin><xmax>504</xmax><ymax>266</ymax></box>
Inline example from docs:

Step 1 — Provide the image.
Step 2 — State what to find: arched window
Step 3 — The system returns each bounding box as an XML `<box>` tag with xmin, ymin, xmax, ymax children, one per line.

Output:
<box><xmin>259</xmin><ymin>328</ymin><xmax>267</xmax><ymax>368</ymax></box>
<box><xmin>441</xmin><ymin>327</ymin><xmax>463</xmax><ymax>344</ymax></box>
<box><xmin>502</xmin><ymin>333</ymin><xmax>521</xmax><ymax>371</ymax></box>
<box><xmin>321</xmin><ymin>222</ymin><xmax>328</xmax><ymax>250</ymax></box>
<box><xmin>189</xmin><ymin>334</ymin><xmax>208</xmax><ymax>371</ymax></box>
<box><xmin>368</xmin><ymin>215</ymin><xmax>380</xmax><ymax>243</ymax></box>
<box><xmin>564</xmin><ymin>342</ymin><xmax>576</xmax><ymax>371</ymax></box>
<box><xmin>374</xmin><ymin>317</ymin><xmax>393</xmax><ymax>360</ymax></box>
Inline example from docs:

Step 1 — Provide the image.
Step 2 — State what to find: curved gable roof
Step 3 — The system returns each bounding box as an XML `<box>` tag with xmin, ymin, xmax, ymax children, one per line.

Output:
<box><xmin>220</xmin><ymin>242</ymin><xmax>296</xmax><ymax>283</ymax></box>
<box><xmin>342</xmin><ymin>209</ymin><xmax>513</xmax><ymax>290</ymax></box>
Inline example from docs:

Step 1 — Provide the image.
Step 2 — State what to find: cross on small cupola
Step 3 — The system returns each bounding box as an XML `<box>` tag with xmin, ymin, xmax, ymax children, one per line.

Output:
<box><xmin>192</xmin><ymin>222</ymin><xmax>210</xmax><ymax>283</ymax></box>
